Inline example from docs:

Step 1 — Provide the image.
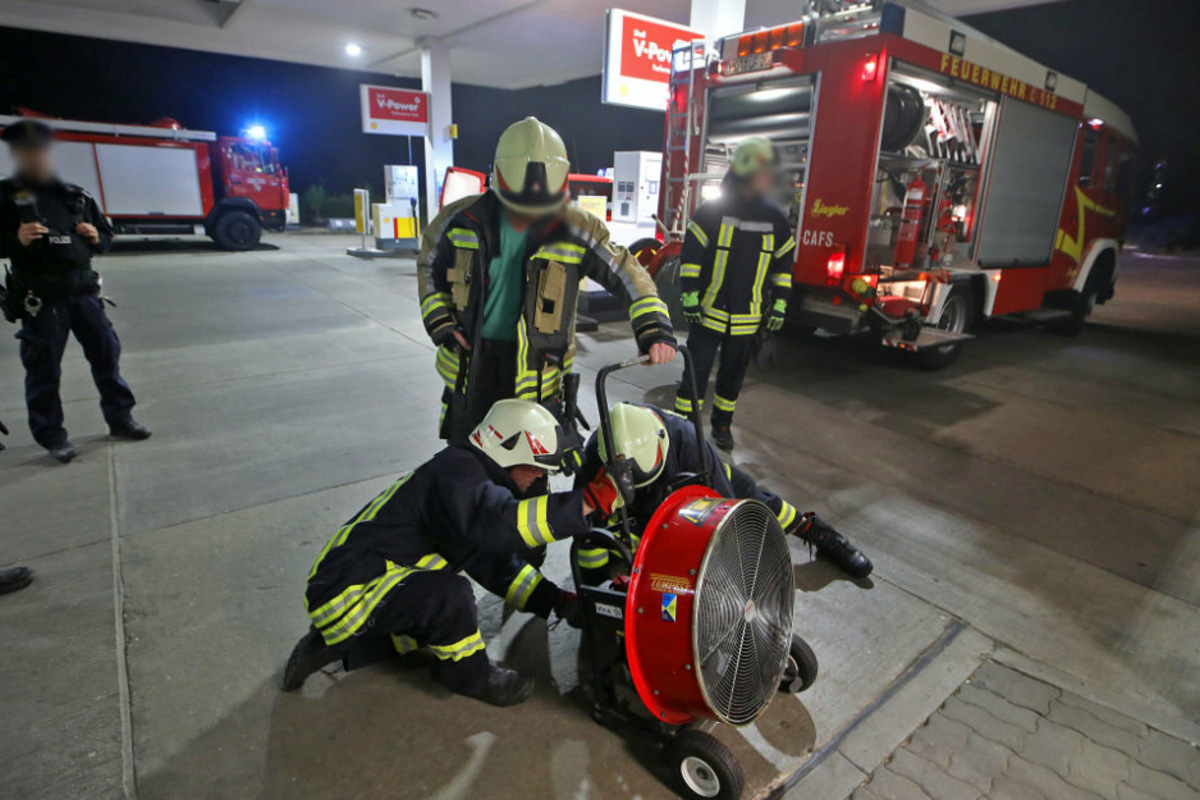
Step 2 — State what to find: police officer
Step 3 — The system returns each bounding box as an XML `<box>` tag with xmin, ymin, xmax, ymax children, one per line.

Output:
<box><xmin>418</xmin><ymin>117</ymin><xmax>676</xmax><ymax>447</ymax></box>
<box><xmin>282</xmin><ymin>399</ymin><xmax>622</xmax><ymax>706</ymax></box>
<box><xmin>575</xmin><ymin>403</ymin><xmax>873</xmax><ymax>580</ymax></box>
<box><xmin>675</xmin><ymin>137</ymin><xmax>795</xmax><ymax>451</ymax></box>
<box><xmin>0</xmin><ymin>119</ymin><xmax>149</xmax><ymax>463</ymax></box>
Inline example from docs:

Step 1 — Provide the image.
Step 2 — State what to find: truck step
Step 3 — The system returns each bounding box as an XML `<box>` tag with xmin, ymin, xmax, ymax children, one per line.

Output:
<box><xmin>1018</xmin><ymin>308</ymin><xmax>1074</xmax><ymax>323</ymax></box>
<box><xmin>881</xmin><ymin>326</ymin><xmax>974</xmax><ymax>352</ymax></box>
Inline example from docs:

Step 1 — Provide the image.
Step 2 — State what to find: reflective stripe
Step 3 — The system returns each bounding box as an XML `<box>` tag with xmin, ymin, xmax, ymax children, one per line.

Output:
<box><xmin>420</xmin><ymin>291</ymin><xmax>452</xmax><ymax>318</ymax></box>
<box><xmin>674</xmin><ymin>396</ymin><xmax>694</xmax><ymax>414</ymax></box>
<box><xmin>749</xmin><ymin>239</ymin><xmax>773</xmax><ymax>316</ymax></box>
<box><xmin>309</xmin><ymin>551</ymin><xmax>444</xmax><ymax>632</ymax></box>
<box><xmin>447</xmin><ymin>228</ymin><xmax>479</xmax><ymax>249</ymax></box>
<box><xmin>771</xmin><ymin>272</ymin><xmax>793</xmax><ymax>288</ymax></box>
<box><xmin>680</xmin><ymin>263</ymin><xmax>702</xmax><ymax>279</ymax></box>
<box><xmin>429</xmin><ymin>630</ymin><xmax>487</xmax><ymax>662</ymax></box>
<box><xmin>576</xmin><ymin>547</ymin><xmax>610</xmax><ymax>570</ymax></box>
<box><xmin>717</xmin><ymin>221</ymin><xmax>735</xmax><ymax>248</ymax></box>
<box><xmin>729</xmin><ymin>323</ymin><xmax>760</xmax><ymax>336</ymax></box>
<box><xmin>703</xmin><ymin>249</ymin><xmax>729</xmax><ymax>309</ymax></box>
<box><xmin>436</xmin><ymin>346</ymin><xmax>460</xmax><ymax>388</ymax></box>
<box><xmin>533</xmin><ymin>243</ymin><xmax>586</xmax><ymax>264</ymax></box>
<box><xmin>307</xmin><ymin>472</ymin><xmax>413</xmax><ymax>582</ymax></box>
<box><xmin>630</xmin><ymin>296</ymin><xmax>669</xmax><ymax>320</ymax></box>
<box><xmin>687</xmin><ymin>220</ymin><xmax>710</xmax><ymax>248</ymax></box>
<box><xmin>723</xmin><ymin>462</ymin><xmax>733</xmax><ymax>479</ymax></box>
<box><xmin>514</xmin><ymin>318</ymin><xmax>562</xmax><ymax>401</ymax></box>
<box><xmin>775</xmin><ymin>236</ymin><xmax>796</xmax><ymax>259</ymax></box>
<box><xmin>416</xmin><ymin>553</ymin><xmax>449</xmax><ymax>571</ymax></box>
<box><xmin>713</xmin><ymin>394</ymin><xmax>737</xmax><ymax>412</ymax></box>
<box><xmin>317</xmin><ymin>563</ymin><xmax>415</xmax><ymax>645</ymax></box>
<box><xmin>505</xmin><ymin>564</ymin><xmax>543</xmax><ymax>610</ymax></box>
<box><xmin>391</xmin><ymin>634</ymin><xmax>419</xmax><ymax>655</ymax></box>
<box><xmin>778</xmin><ymin>502</ymin><xmax>798</xmax><ymax>531</ymax></box>
<box><xmin>516</xmin><ymin>496</ymin><xmax>554</xmax><ymax>548</ymax></box>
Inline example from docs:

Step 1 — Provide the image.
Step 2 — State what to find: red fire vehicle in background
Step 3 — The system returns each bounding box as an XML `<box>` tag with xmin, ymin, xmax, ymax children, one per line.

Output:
<box><xmin>659</xmin><ymin>0</ymin><xmax>1137</xmax><ymax>368</ymax></box>
<box><xmin>0</xmin><ymin>111</ymin><xmax>289</xmax><ymax>251</ymax></box>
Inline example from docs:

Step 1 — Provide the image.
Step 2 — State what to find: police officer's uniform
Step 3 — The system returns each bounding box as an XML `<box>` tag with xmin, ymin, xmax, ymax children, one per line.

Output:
<box><xmin>0</xmin><ymin>122</ymin><xmax>138</xmax><ymax>451</ymax></box>
<box><xmin>304</xmin><ymin>443</ymin><xmax>588</xmax><ymax>694</ymax></box>
<box><xmin>675</xmin><ymin>192</ymin><xmax>795</xmax><ymax>428</ymax></box>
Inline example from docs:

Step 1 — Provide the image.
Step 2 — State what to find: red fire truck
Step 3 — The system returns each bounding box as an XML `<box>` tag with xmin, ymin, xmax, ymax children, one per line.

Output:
<box><xmin>0</xmin><ymin>112</ymin><xmax>289</xmax><ymax>251</ymax></box>
<box><xmin>657</xmin><ymin>0</ymin><xmax>1138</xmax><ymax>368</ymax></box>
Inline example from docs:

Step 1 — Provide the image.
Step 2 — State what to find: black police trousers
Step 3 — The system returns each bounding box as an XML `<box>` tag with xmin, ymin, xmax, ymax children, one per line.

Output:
<box><xmin>17</xmin><ymin>293</ymin><xmax>136</xmax><ymax>447</ymax></box>
<box><xmin>676</xmin><ymin>325</ymin><xmax>756</xmax><ymax>427</ymax></box>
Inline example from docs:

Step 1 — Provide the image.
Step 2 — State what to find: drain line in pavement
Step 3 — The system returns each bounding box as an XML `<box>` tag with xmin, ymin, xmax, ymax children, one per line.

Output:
<box><xmin>109</xmin><ymin>444</ymin><xmax>137</xmax><ymax>798</ymax></box>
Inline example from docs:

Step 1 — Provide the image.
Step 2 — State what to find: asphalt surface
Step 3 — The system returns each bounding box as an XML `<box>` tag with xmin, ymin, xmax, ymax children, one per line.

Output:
<box><xmin>0</xmin><ymin>236</ymin><xmax>1196</xmax><ymax>800</ymax></box>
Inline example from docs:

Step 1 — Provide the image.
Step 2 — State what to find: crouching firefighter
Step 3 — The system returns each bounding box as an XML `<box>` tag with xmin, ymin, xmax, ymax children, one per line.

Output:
<box><xmin>575</xmin><ymin>403</ymin><xmax>873</xmax><ymax>580</ymax></box>
<box><xmin>282</xmin><ymin>399</ymin><xmax>617</xmax><ymax>707</ymax></box>
<box><xmin>675</xmin><ymin>137</ymin><xmax>795</xmax><ymax>451</ymax></box>
<box><xmin>418</xmin><ymin>117</ymin><xmax>676</xmax><ymax>448</ymax></box>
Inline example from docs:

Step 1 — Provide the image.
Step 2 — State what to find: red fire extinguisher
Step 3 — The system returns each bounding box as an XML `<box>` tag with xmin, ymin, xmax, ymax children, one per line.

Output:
<box><xmin>894</xmin><ymin>175</ymin><xmax>926</xmax><ymax>267</ymax></box>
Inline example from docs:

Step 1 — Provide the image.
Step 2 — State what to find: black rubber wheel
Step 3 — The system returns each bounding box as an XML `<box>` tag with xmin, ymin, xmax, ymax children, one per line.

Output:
<box><xmin>665</xmin><ymin>730</ymin><xmax>745</xmax><ymax>800</ymax></box>
<box><xmin>779</xmin><ymin>634</ymin><xmax>819</xmax><ymax>694</ymax></box>
<box><xmin>629</xmin><ymin>237</ymin><xmax>663</xmax><ymax>268</ymax></box>
<box><xmin>212</xmin><ymin>210</ymin><xmax>262</xmax><ymax>251</ymax></box>
<box><xmin>915</xmin><ymin>283</ymin><xmax>976</xmax><ymax>371</ymax></box>
<box><xmin>654</xmin><ymin>256</ymin><xmax>688</xmax><ymax>329</ymax></box>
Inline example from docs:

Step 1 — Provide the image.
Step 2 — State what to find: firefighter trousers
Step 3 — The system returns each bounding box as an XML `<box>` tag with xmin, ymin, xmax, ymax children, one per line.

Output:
<box><xmin>675</xmin><ymin>325</ymin><xmax>755</xmax><ymax>427</ymax></box>
<box><xmin>444</xmin><ymin>339</ymin><xmax>518</xmax><ymax>444</ymax></box>
<box><xmin>312</xmin><ymin>568</ymin><xmax>491</xmax><ymax>694</ymax></box>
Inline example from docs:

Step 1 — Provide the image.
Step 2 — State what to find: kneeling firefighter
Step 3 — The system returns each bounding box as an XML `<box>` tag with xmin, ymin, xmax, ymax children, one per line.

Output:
<box><xmin>418</xmin><ymin>117</ymin><xmax>676</xmax><ymax>448</ymax></box>
<box><xmin>574</xmin><ymin>403</ymin><xmax>873</xmax><ymax>580</ymax></box>
<box><xmin>282</xmin><ymin>399</ymin><xmax>615</xmax><ymax>707</ymax></box>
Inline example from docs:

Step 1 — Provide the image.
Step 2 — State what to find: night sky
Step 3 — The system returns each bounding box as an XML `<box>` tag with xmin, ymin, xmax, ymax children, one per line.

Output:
<box><xmin>0</xmin><ymin>0</ymin><xmax>1196</xmax><ymax>214</ymax></box>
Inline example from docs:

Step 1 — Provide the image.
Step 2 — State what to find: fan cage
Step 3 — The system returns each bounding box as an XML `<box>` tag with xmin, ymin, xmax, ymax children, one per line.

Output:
<box><xmin>692</xmin><ymin>499</ymin><xmax>795</xmax><ymax>725</ymax></box>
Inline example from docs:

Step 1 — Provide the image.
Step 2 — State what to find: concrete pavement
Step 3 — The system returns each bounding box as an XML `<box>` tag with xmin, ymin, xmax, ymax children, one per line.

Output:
<box><xmin>0</xmin><ymin>236</ymin><xmax>1196</xmax><ymax>799</ymax></box>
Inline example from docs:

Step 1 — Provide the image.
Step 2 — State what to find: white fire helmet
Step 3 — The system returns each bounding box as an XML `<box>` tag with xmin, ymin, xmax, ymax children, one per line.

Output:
<box><xmin>491</xmin><ymin>117</ymin><xmax>571</xmax><ymax>216</ymax></box>
<box><xmin>469</xmin><ymin>399</ymin><xmax>564</xmax><ymax>472</ymax></box>
<box><xmin>600</xmin><ymin>403</ymin><xmax>669</xmax><ymax>488</ymax></box>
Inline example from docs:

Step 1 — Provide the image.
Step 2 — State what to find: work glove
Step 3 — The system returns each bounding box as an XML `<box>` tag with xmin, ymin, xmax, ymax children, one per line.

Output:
<box><xmin>681</xmin><ymin>290</ymin><xmax>702</xmax><ymax>326</ymax></box>
<box><xmin>766</xmin><ymin>298</ymin><xmax>787</xmax><ymax>332</ymax></box>
<box><xmin>553</xmin><ymin>590</ymin><xmax>585</xmax><ymax>629</ymax></box>
<box><xmin>583</xmin><ymin>466</ymin><xmax>633</xmax><ymax>518</ymax></box>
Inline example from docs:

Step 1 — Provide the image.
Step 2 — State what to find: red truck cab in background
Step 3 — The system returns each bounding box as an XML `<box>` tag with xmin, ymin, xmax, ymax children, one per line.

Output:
<box><xmin>0</xmin><ymin>112</ymin><xmax>289</xmax><ymax>251</ymax></box>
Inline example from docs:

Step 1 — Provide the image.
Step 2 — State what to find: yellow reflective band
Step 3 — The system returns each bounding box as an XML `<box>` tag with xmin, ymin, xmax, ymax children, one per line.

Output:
<box><xmin>534</xmin><ymin>243</ymin><xmax>586</xmax><ymax>264</ymax></box>
<box><xmin>430</xmin><ymin>630</ymin><xmax>486</xmax><ymax>662</ymax></box>
<box><xmin>436</xmin><ymin>347</ymin><xmax>460</xmax><ymax>386</ymax></box>
<box><xmin>630</xmin><ymin>296</ymin><xmax>668</xmax><ymax>319</ymax></box>
<box><xmin>687</xmin><ymin>220</ymin><xmax>710</xmax><ymax>248</ymax></box>
<box><xmin>702</xmin><ymin>316</ymin><xmax>728</xmax><ymax>333</ymax></box>
<box><xmin>516</xmin><ymin>496</ymin><xmax>554</xmax><ymax>548</ymax></box>
<box><xmin>416</xmin><ymin>553</ymin><xmax>449</xmax><ymax>571</ymax></box>
<box><xmin>448</xmin><ymin>228</ymin><xmax>479</xmax><ymax>249</ymax></box>
<box><xmin>729</xmin><ymin>324</ymin><xmax>760</xmax><ymax>336</ymax></box>
<box><xmin>317</xmin><ymin>563</ymin><xmax>415</xmax><ymax>645</ymax></box>
<box><xmin>775</xmin><ymin>236</ymin><xmax>796</xmax><ymax>258</ymax></box>
<box><xmin>778</xmin><ymin>502</ymin><xmax>798</xmax><ymax>530</ymax></box>
<box><xmin>674</xmin><ymin>396</ymin><xmax>694</xmax><ymax>413</ymax></box>
<box><xmin>421</xmin><ymin>291</ymin><xmax>452</xmax><ymax>317</ymax></box>
<box><xmin>717</xmin><ymin>222</ymin><xmax>734</xmax><ymax>248</ymax></box>
<box><xmin>703</xmin><ymin>250</ymin><xmax>729</xmax><ymax>308</ymax></box>
<box><xmin>307</xmin><ymin>472</ymin><xmax>413</xmax><ymax>581</ymax></box>
<box><xmin>576</xmin><ymin>547</ymin><xmax>610</xmax><ymax>570</ymax></box>
<box><xmin>391</xmin><ymin>634</ymin><xmax>419</xmax><ymax>655</ymax></box>
<box><xmin>723</xmin><ymin>462</ymin><xmax>733</xmax><ymax>479</ymax></box>
<box><xmin>505</xmin><ymin>564</ymin><xmax>543</xmax><ymax>610</ymax></box>
<box><xmin>771</xmin><ymin>272</ymin><xmax>793</xmax><ymax>288</ymax></box>
<box><xmin>680</xmin><ymin>263</ymin><xmax>702</xmax><ymax>279</ymax></box>
<box><xmin>713</xmin><ymin>394</ymin><xmax>737</xmax><ymax>412</ymax></box>
<box><xmin>750</xmin><ymin>250</ymin><xmax>772</xmax><ymax>316</ymax></box>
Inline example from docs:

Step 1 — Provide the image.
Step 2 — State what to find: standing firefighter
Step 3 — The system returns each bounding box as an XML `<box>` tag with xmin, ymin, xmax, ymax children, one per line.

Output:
<box><xmin>418</xmin><ymin>117</ymin><xmax>676</xmax><ymax>446</ymax></box>
<box><xmin>0</xmin><ymin>119</ymin><xmax>150</xmax><ymax>463</ymax></box>
<box><xmin>576</xmin><ymin>403</ymin><xmax>873</xmax><ymax>580</ymax></box>
<box><xmin>282</xmin><ymin>400</ymin><xmax>618</xmax><ymax>707</ymax></box>
<box><xmin>675</xmin><ymin>137</ymin><xmax>794</xmax><ymax>450</ymax></box>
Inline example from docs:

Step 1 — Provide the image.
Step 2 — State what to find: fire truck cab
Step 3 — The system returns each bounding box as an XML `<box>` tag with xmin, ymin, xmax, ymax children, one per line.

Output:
<box><xmin>660</xmin><ymin>0</ymin><xmax>1137</xmax><ymax>368</ymax></box>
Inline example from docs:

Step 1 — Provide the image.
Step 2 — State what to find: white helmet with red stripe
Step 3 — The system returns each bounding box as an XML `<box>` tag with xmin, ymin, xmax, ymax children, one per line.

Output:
<box><xmin>601</xmin><ymin>403</ymin><xmax>669</xmax><ymax>488</ymax></box>
<box><xmin>470</xmin><ymin>399</ymin><xmax>564</xmax><ymax>472</ymax></box>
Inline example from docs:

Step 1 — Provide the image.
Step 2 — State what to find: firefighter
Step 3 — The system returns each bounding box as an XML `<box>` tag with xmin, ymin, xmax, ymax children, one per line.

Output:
<box><xmin>0</xmin><ymin>119</ymin><xmax>149</xmax><ymax>463</ymax></box>
<box><xmin>282</xmin><ymin>399</ymin><xmax>622</xmax><ymax>707</ymax></box>
<box><xmin>675</xmin><ymin>137</ymin><xmax>795</xmax><ymax>451</ymax></box>
<box><xmin>418</xmin><ymin>117</ymin><xmax>676</xmax><ymax>447</ymax></box>
<box><xmin>575</xmin><ymin>403</ymin><xmax>873</xmax><ymax>580</ymax></box>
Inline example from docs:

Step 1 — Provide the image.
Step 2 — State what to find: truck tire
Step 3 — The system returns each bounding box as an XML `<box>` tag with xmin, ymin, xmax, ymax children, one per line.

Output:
<box><xmin>212</xmin><ymin>210</ymin><xmax>262</xmax><ymax>251</ymax></box>
<box><xmin>915</xmin><ymin>283</ymin><xmax>976</xmax><ymax>371</ymax></box>
<box><xmin>1049</xmin><ymin>252</ymin><xmax>1111</xmax><ymax>336</ymax></box>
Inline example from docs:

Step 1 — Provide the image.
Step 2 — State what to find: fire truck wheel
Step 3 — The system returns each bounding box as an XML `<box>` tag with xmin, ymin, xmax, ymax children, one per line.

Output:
<box><xmin>779</xmin><ymin>634</ymin><xmax>819</xmax><ymax>694</ymax></box>
<box><xmin>916</xmin><ymin>284</ymin><xmax>976</xmax><ymax>371</ymax></box>
<box><xmin>1048</xmin><ymin>282</ymin><xmax>1099</xmax><ymax>337</ymax></box>
<box><xmin>212</xmin><ymin>210</ymin><xmax>262</xmax><ymax>251</ymax></box>
<box><xmin>665</xmin><ymin>729</ymin><xmax>744</xmax><ymax>800</ymax></box>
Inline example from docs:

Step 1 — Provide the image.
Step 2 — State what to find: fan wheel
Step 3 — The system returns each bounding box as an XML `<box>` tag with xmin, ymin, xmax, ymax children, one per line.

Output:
<box><xmin>779</xmin><ymin>634</ymin><xmax>819</xmax><ymax>694</ymax></box>
<box><xmin>665</xmin><ymin>729</ymin><xmax>745</xmax><ymax>800</ymax></box>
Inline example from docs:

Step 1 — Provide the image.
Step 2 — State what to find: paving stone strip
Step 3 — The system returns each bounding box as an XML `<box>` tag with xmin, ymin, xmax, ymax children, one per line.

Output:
<box><xmin>850</xmin><ymin>662</ymin><xmax>1200</xmax><ymax>800</ymax></box>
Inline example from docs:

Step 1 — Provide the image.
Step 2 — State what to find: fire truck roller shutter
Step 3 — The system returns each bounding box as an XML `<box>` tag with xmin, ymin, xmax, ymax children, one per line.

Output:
<box><xmin>705</xmin><ymin>78</ymin><xmax>814</xmax><ymax>145</ymax></box>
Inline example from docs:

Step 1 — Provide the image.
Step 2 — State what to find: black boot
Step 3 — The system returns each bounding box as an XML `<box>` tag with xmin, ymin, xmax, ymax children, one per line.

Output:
<box><xmin>45</xmin><ymin>439</ymin><xmax>79</xmax><ymax>463</ymax></box>
<box><xmin>711</xmin><ymin>423</ymin><xmax>735</xmax><ymax>451</ymax></box>
<box><xmin>110</xmin><ymin>420</ymin><xmax>152</xmax><ymax>441</ymax></box>
<box><xmin>459</xmin><ymin>664</ymin><xmax>535</xmax><ymax>707</ymax></box>
<box><xmin>281</xmin><ymin>627</ymin><xmax>347</xmax><ymax>691</ymax></box>
<box><xmin>795</xmin><ymin>514</ymin><xmax>873</xmax><ymax>579</ymax></box>
<box><xmin>0</xmin><ymin>566</ymin><xmax>35</xmax><ymax>596</ymax></box>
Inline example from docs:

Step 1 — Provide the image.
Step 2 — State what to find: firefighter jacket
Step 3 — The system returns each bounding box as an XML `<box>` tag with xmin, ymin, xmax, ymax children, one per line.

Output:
<box><xmin>679</xmin><ymin>192</ymin><xmax>795</xmax><ymax>336</ymax></box>
<box><xmin>575</xmin><ymin>404</ymin><xmax>799</xmax><ymax>539</ymax></box>
<box><xmin>0</xmin><ymin>176</ymin><xmax>113</xmax><ymax>300</ymax></box>
<box><xmin>417</xmin><ymin>191</ymin><xmax>675</xmax><ymax>406</ymax></box>
<box><xmin>305</xmin><ymin>444</ymin><xmax>588</xmax><ymax>644</ymax></box>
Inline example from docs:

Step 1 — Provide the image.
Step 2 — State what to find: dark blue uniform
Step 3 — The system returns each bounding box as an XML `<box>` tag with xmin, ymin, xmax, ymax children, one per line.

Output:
<box><xmin>0</xmin><ymin>176</ymin><xmax>136</xmax><ymax>448</ymax></box>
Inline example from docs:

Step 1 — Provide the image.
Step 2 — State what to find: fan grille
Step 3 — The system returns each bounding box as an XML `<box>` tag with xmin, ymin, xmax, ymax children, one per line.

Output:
<box><xmin>693</xmin><ymin>500</ymin><xmax>795</xmax><ymax>725</ymax></box>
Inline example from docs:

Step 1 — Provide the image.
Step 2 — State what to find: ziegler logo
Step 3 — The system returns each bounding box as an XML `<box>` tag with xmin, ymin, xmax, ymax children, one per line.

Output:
<box><xmin>811</xmin><ymin>199</ymin><xmax>850</xmax><ymax>218</ymax></box>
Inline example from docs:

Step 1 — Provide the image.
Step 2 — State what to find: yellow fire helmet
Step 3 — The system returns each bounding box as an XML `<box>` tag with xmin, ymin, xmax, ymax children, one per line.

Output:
<box><xmin>731</xmin><ymin>136</ymin><xmax>778</xmax><ymax>177</ymax></box>
<box><xmin>492</xmin><ymin>117</ymin><xmax>572</xmax><ymax>216</ymax></box>
<box><xmin>600</xmin><ymin>403</ymin><xmax>669</xmax><ymax>488</ymax></box>
<box><xmin>470</xmin><ymin>399</ymin><xmax>564</xmax><ymax>472</ymax></box>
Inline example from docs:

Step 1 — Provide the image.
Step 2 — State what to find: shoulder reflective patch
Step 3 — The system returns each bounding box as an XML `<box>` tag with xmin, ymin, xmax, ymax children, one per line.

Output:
<box><xmin>661</xmin><ymin>593</ymin><xmax>678</xmax><ymax>622</ymax></box>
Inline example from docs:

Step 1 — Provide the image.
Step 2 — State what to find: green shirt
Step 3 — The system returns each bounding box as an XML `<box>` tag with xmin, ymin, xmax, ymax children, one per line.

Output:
<box><xmin>480</xmin><ymin>213</ymin><xmax>529</xmax><ymax>341</ymax></box>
